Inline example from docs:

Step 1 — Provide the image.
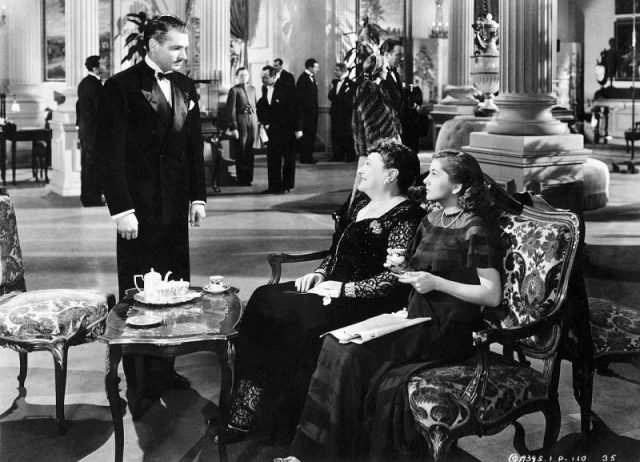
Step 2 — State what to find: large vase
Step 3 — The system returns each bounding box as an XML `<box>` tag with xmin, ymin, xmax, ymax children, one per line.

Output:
<box><xmin>469</xmin><ymin>13</ymin><xmax>500</xmax><ymax>112</ymax></box>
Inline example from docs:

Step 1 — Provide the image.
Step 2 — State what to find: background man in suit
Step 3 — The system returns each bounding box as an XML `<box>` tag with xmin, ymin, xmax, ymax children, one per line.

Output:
<box><xmin>295</xmin><ymin>58</ymin><xmax>320</xmax><ymax>164</ymax></box>
<box><xmin>257</xmin><ymin>65</ymin><xmax>297</xmax><ymax>194</ymax></box>
<box><xmin>273</xmin><ymin>58</ymin><xmax>295</xmax><ymax>91</ymax></box>
<box><xmin>76</xmin><ymin>55</ymin><xmax>104</xmax><ymax>207</ymax></box>
<box><xmin>98</xmin><ymin>14</ymin><xmax>206</xmax><ymax>397</ymax></box>
<box><xmin>381</xmin><ymin>37</ymin><xmax>404</xmax><ymax>117</ymax></box>
<box><xmin>328</xmin><ymin>62</ymin><xmax>355</xmax><ymax>162</ymax></box>
<box><xmin>226</xmin><ymin>67</ymin><xmax>258</xmax><ymax>186</ymax></box>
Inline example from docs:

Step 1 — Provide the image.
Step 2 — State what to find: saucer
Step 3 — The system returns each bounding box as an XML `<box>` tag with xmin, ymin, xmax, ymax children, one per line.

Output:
<box><xmin>202</xmin><ymin>284</ymin><xmax>230</xmax><ymax>294</ymax></box>
<box><xmin>133</xmin><ymin>291</ymin><xmax>201</xmax><ymax>305</ymax></box>
<box><xmin>126</xmin><ymin>314</ymin><xmax>163</xmax><ymax>328</ymax></box>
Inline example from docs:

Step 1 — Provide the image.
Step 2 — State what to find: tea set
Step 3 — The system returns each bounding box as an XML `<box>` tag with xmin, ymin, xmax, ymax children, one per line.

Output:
<box><xmin>132</xmin><ymin>268</ymin><xmax>230</xmax><ymax>305</ymax></box>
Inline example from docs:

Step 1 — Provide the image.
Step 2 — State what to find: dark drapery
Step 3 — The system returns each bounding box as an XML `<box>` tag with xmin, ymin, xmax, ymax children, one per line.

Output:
<box><xmin>230</xmin><ymin>0</ymin><xmax>261</xmax><ymax>43</ymax></box>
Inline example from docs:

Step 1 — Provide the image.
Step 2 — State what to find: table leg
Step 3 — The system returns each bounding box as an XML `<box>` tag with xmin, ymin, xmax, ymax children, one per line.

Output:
<box><xmin>11</xmin><ymin>140</ymin><xmax>16</xmax><ymax>185</ymax></box>
<box><xmin>106</xmin><ymin>345</ymin><xmax>124</xmax><ymax>462</ymax></box>
<box><xmin>215</xmin><ymin>340</ymin><xmax>235</xmax><ymax>462</ymax></box>
<box><xmin>45</xmin><ymin>136</ymin><xmax>51</xmax><ymax>183</ymax></box>
<box><xmin>31</xmin><ymin>141</ymin><xmax>38</xmax><ymax>182</ymax></box>
<box><xmin>132</xmin><ymin>354</ymin><xmax>145</xmax><ymax>420</ymax></box>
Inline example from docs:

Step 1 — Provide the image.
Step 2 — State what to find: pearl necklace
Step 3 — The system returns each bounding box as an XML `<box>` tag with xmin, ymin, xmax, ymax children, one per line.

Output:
<box><xmin>440</xmin><ymin>209</ymin><xmax>464</xmax><ymax>228</ymax></box>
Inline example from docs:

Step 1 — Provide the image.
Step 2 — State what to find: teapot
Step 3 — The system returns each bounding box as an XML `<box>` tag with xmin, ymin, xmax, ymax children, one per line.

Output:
<box><xmin>134</xmin><ymin>268</ymin><xmax>172</xmax><ymax>298</ymax></box>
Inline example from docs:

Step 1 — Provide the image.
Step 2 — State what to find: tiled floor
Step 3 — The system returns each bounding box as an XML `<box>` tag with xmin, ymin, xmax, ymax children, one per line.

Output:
<box><xmin>1</xmin><ymin>146</ymin><xmax>639</xmax><ymax>462</ymax></box>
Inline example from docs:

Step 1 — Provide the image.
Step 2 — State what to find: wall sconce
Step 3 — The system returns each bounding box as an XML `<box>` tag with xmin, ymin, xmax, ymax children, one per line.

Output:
<box><xmin>10</xmin><ymin>94</ymin><xmax>20</xmax><ymax>113</ymax></box>
<box><xmin>1</xmin><ymin>5</ymin><xmax>6</xmax><ymax>27</ymax></box>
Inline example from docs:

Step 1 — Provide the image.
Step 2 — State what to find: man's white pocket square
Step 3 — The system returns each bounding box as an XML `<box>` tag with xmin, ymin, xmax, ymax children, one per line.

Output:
<box><xmin>188</xmin><ymin>100</ymin><xmax>196</xmax><ymax>111</ymax></box>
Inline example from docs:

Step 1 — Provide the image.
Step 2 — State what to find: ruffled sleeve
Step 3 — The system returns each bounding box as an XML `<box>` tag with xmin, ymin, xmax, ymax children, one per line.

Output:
<box><xmin>465</xmin><ymin>223</ymin><xmax>502</xmax><ymax>270</ymax></box>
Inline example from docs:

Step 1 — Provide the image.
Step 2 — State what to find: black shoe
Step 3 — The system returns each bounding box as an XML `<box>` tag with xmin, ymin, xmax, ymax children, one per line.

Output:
<box><xmin>300</xmin><ymin>159</ymin><xmax>317</xmax><ymax>165</ymax></box>
<box><xmin>170</xmin><ymin>372</ymin><xmax>191</xmax><ymax>389</ymax></box>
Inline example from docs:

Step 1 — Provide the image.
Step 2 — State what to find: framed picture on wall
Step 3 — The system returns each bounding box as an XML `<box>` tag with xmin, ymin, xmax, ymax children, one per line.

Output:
<box><xmin>43</xmin><ymin>0</ymin><xmax>66</xmax><ymax>81</ymax></box>
<box><xmin>614</xmin><ymin>18</ymin><xmax>640</xmax><ymax>80</ymax></box>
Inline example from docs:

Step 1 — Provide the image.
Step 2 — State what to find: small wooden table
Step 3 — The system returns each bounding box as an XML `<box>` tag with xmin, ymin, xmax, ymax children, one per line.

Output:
<box><xmin>0</xmin><ymin>125</ymin><xmax>52</xmax><ymax>185</ymax></box>
<box><xmin>99</xmin><ymin>288</ymin><xmax>242</xmax><ymax>462</ymax></box>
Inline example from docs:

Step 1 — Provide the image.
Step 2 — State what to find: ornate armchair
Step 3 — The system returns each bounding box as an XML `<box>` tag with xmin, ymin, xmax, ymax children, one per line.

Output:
<box><xmin>0</xmin><ymin>187</ymin><xmax>115</xmax><ymax>434</ymax></box>
<box><xmin>406</xmin><ymin>194</ymin><xmax>582</xmax><ymax>460</ymax></box>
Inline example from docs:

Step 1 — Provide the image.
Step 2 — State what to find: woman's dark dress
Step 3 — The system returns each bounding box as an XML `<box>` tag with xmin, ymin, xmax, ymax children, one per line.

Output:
<box><xmin>233</xmin><ymin>194</ymin><xmax>423</xmax><ymax>437</ymax></box>
<box><xmin>290</xmin><ymin>209</ymin><xmax>502</xmax><ymax>460</ymax></box>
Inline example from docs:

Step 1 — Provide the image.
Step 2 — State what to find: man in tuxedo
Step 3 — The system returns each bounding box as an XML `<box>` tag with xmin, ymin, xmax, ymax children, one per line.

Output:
<box><xmin>295</xmin><ymin>58</ymin><xmax>320</xmax><ymax>164</ymax></box>
<box><xmin>273</xmin><ymin>58</ymin><xmax>295</xmax><ymax>91</ymax></box>
<box><xmin>257</xmin><ymin>65</ymin><xmax>298</xmax><ymax>194</ymax></box>
<box><xmin>328</xmin><ymin>63</ymin><xmax>355</xmax><ymax>162</ymax></box>
<box><xmin>98</xmin><ymin>14</ymin><xmax>206</xmax><ymax>397</ymax></box>
<box><xmin>76</xmin><ymin>55</ymin><xmax>104</xmax><ymax>207</ymax></box>
<box><xmin>381</xmin><ymin>37</ymin><xmax>405</xmax><ymax>117</ymax></box>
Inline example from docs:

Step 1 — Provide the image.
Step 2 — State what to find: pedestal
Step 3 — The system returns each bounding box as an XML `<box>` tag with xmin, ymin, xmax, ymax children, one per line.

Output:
<box><xmin>49</xmin><ymin>110</ymin><xmax>81</xmax><ymax>196</ymax></box>
<box><xmin>465</xmin><ymin>132</ymin><xmax>590</xmax><ymax>212</ymax></box>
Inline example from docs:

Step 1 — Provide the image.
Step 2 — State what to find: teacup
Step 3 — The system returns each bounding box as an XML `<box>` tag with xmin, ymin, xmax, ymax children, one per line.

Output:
<box><xmin>208</xmin><ymin>275</ymin><xmax>225</xmax><ymax>287</ymax></box>
<box><xmin>156</xmin><ymin>281</ymin><xmax>173</xmax><ymax>299</ymax></box>
<box><xmin>172</xmin><ymin>279</ymin><xmax>190</xmax><ymax>296</ymax></box>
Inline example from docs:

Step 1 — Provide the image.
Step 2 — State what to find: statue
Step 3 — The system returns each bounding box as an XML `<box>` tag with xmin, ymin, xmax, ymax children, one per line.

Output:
<box><xmin>597</xmin><ymin>38</ymin><xmax>619</xmax><ymax>88</ymax></box>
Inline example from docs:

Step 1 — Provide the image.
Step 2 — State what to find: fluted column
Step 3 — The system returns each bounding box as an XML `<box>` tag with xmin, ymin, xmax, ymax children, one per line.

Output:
<box><xmin>198</xmin><ymin>0</ymin><xmax>231</xmax><ymax>87</ymax></box>
<box><xmin>486</xmin><ymin>0</ymin><xmax>566</xmax><ymax>135</ymax></box>
<box><xmin>7</xmin><ymin>0</ymin><xmax>43</xmax><ymax>127</ymax></box>
<box><xmin>50</xmin><ymin>0</ymin><xmax>99</xmax><ymax>196</ymax></box>
<box><xmin>448</xmin><ymin>0</ymin><xmax>474</xmax><ymax>87</ymax></box>
<box><xmin>334</xmin><ymin>0</ymin><xmax>356</xmax><ymax>63</ymax></box>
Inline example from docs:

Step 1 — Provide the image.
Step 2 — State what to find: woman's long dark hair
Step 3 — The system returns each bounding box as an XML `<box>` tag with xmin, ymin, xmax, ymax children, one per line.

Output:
<box><xmin>432</xmin><ymin>149</ymin><xmax>493</xmax><ymax>217</ymax></box>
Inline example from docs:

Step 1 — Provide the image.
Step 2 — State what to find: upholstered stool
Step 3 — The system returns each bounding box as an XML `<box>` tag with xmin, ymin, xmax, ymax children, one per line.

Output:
<box><xmin>589</xmin><ymin>297</ymin><xmax>640</xmax><ymax>371</ymax></box>
<box><xmin>434</xmin><ymin>116</ymin><xmax>491</xmax><ymax>153</ymax></box>
<box><xmin>582</xmin><ymin>158</ymin><xmax>610</xmax><ymax>210</ymax></box>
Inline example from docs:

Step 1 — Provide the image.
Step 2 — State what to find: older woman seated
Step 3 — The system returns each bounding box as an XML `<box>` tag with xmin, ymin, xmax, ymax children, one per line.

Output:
<box><xmin>219</xmin><ymin>139</ymin><xmax>424</xmax><ymax>444</ymax></box>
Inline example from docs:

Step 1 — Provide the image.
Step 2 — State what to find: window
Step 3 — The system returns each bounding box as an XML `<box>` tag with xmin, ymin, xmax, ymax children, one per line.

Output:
<box><xmin>43</xmin><ymin>0</ymin><xmax>66</xmax><ymax>81</ymax></box>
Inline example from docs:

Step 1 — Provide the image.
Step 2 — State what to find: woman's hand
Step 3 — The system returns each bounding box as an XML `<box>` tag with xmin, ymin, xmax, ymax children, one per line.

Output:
<box><xmin>394</xmin><ymin>271</ymin><xmax>440</xmax><ymax>294</ymax></box>
<box><xmin>295</xmin><ymin>272</ymin><xmax>325</xmax><ymax>292</ymax></box>
<box><xmin>308</xmin><ymin>280</ymin><xmax>343</xmax><ymax>298</ymax></box>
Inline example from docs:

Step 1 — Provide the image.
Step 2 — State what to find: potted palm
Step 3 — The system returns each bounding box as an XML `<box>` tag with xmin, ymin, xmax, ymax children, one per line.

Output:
<box><xmin>121</xmin><ymin>12</ymin><xmax>148</xmax><ymax>64</ymax></box>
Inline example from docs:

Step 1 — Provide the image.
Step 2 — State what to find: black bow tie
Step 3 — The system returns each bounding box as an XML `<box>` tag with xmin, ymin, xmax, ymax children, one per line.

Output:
<box><xmin>157</xmin><ymin>72</ymin><xmax>173</xmax><ymax>81</ymax></box>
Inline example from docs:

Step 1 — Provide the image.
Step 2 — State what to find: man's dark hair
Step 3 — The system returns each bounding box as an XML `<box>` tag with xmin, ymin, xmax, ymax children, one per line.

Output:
<box><xmin>274</xmin><ymin>58</ymin><xmax>284</xmax><ymax>66</ymax></box>
<box><xmin>143</xmin><ymin>14</ymin><xmax>187</xmax><ymax>49</ymax></box>
<box><xmin>85</xmin><ymin>55</ymin><xmax>101</xmax><ymax>72</ymax></box>
<box><xmin>262</xmin><ymin>65</ymin><xmax>276</xmax><ymax>77</ymax></box>
<box><xmin>236</xmin><ymin>67</ymin><xmax>247</xmax><ymax>76</ymax></box>
<box><xmin>305</xmin><ymin>58</ymin><xmax>318</xmax><ymax>69</ymax></box>
<box><xmin>380</xmin><ymin>37</ymin><xmax>403</xmax><ymax>54</ymax></box>
<box><xmin>335</xmin><ymin>62</ymin><xmax>347</xmax><ymax>73</ymax></box>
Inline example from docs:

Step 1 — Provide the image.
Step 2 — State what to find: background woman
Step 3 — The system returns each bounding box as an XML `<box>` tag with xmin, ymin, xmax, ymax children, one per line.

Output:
<box><xmin>221</xmin><ymin>139</ymin><xmax>424</xmax><ymax>444</ymax></box>
<box><xmin>284</xmin><ymin>150</ymin><xmax>503</xmax><ymax>461</ymax></box>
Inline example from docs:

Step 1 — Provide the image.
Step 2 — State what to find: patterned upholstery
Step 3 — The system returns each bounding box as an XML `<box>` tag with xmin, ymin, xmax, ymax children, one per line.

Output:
<box><xmin>408</xmin><ymin>354</ymin><xmax>546</xmax><ymax>428</ymax></box>
<box><xmin>0</xmin><ymin>188</ymin><xmax>25</xmax><ymax>294</ymax></box>
<box><xmin>589</xmin><ymin>297</ymin><xmax>640</xmax><ymax>356</ymax></box>
<box><xmin>0</xmin><ymin>289</ymin><xmax>111</xmax><ymax>342</ymax></box>
<box><xmin>0</xmin><ymin>186</ymin><xmax>115</xmax><ymax>435</ymax></box>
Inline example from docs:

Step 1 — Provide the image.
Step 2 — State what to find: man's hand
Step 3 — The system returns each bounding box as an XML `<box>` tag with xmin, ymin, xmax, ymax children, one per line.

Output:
<box><xmin>231</xmin><ymin>129</ymin><xmax>239</xmax><ymax>139</ymax></box>
<box><xmin>294</xmin><ymin>130</ymin><xmax>303</xmax><ymax>139</ymax></box>
<box><xmin>190</xmin><ymin>203</ymin><xmax>206</xmax><ymax>227</ymax></box>
<box><xmin>116</xmin><ymin>214</ymin><xmax>139</xmax><ymax>240</ymax></box>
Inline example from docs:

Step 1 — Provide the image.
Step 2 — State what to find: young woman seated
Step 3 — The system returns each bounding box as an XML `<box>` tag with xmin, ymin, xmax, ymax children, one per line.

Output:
<box><xmin>220</xmin><ymin>139</ymin><xmax>424</xmax><ymax>444</ymax></box>
<box><xmin>278</xmin><ymin>150</ymin><xmax>503</xmax><ymax>461</ymax></box>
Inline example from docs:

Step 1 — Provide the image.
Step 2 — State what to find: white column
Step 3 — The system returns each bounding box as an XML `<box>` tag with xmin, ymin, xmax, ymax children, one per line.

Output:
<box><xmin>7</xmin><ymin>0</ymin><xmax>43</xmax><ymax>128</ymax></box>
<box><xmin>465</xmin><ymin>0</ymin><xmax>588</xmax><ymax>212</ymax></box>
<box><xmin>198</xmin><ymin>0</ymin><xmax>231</xmax><ymax>86</ymax></box>
<box><xmin>335</xmin><ymin>0</ymin><xmax>356</xmax><ymax>63</ymax></box>
<box><xmin>50</xmin><ymin>0</ymin><xmax>99</xmax><ymax>196</ymax></box>
<box><xmin>438</xmin><ymin>0</ymin><xmax>476</xmax><ymax>112</ymax></box>
<box><xmin>486</xmin><ymin>0</ymin><xmax>565</xmax><ymax>135</ymax></box>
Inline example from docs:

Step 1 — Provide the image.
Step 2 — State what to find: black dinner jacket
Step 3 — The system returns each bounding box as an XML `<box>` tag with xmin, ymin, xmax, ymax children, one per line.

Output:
<box><xmin>295</xmin><ymin>71</ymin><xmax>319</xmax><ymax>130</ymax></box>
<box><xmin>277</xmin><ymin>69</ymin><xmax>296</xmax><ymax>91</ymax></box>
<box><xmin>76</xmin><ymin>74</ymin><xmax>103</xmax><ymax>145</ymax></box>
<box><xmin>328</xmin><ymin>77</ymin><xmax>354</xmax><ymax>120</ymax></box>
<box><xmin>384</xmin><ymin>68</ymin><xmax>404</xmax><ymax>113</ymax></box>
<box><xmin>256</xmin><ymin>84</ymin><xmax>295</xmax><ymax>137</ymax></box>
<box><xmin>98</xmin><ymin>60</ymin><xmax>205</xmax><ymax>224</ymax></box>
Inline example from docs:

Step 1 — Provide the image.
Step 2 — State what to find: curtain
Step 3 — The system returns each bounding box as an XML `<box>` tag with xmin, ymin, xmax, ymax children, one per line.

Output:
<box><xmin>230</xmin><ymin>0</ymin><xmax>261</xmax><ymax>43</ymax></box>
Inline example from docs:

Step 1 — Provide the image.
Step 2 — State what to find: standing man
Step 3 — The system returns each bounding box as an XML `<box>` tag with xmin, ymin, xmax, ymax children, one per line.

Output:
<box><xmin>256</xmin><ymin>65</ymin><xmax>297</xmax><ymax>194</ymax></box>
<box><xmin>226</xmin><ymin>67</ymin><xmax>258</xmax><ymax>186</ymax></box>
<box><xmin>381</xmin><ymin>37</ymin><xmax>404</xmax><ymax>115</ymax></box>
<box><xmin>98</xmin><ymin>14</ymin><xmax>206</xmax><ymax>397</ymax></box>
<box><xmin>76</xmin><ymin>55</ymin><xmax>104</xmax><ymax>207</ymax></box>
<box><xmin>295</xmin><ymin>58</ymin><xmax>319</xmax><ymax>164</ymax></box>
<box><xmin>273</xmin><ymin>58</ymin><xmax>295</xmax><ymax>91</ymax></box>
<box><xmin>328</xmin><ymin>62</ymin><xmax>355</xmax><ymax>162</ymax></box>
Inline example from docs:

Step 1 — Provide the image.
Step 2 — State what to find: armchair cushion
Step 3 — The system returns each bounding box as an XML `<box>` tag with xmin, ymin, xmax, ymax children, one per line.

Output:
<box><xmin>408</xmin><ymin>354</ymin><xmax>546</xmax><ymax>429</ymax></box>
<box><xmin>589</xmin><ymin>297</ymin><xmax>640</xmax><ymax>356</ymax></box>
<box><xmin>0</xmin><ymin>289</ymin><xmax>112</xmax><ymax>342</ymax></box>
